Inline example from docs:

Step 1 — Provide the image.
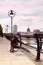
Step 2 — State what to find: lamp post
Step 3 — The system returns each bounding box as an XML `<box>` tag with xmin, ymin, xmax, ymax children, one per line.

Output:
<box><xmin>5</xmin><ymin>25</ymin><xmax>9</xmax><ymax>33</ymax></box>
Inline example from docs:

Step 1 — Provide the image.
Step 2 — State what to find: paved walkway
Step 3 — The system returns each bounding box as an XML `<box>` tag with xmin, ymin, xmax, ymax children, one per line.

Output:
<box><xmin>0</xmin><ymin>37</ymin><xmax>43</xmax><ymax>65</ymax></box>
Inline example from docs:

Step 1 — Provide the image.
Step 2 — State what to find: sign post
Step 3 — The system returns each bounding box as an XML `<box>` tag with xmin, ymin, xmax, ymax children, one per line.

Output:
<box><xmin>8</xmin><ymin>10</ymin><xmax>16</xmax><ymax>33</ymax></box>
<box><xmin>8</xmin><ymin>10</ymin><xmax>16</xmax><ymax>52</ymax></box>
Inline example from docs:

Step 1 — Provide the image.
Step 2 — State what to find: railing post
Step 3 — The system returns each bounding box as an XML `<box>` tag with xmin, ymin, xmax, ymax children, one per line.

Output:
<box><xmin>34</xmin><ymin>34</ymin><xmax>41</xmax><ymax>61</ymax></box>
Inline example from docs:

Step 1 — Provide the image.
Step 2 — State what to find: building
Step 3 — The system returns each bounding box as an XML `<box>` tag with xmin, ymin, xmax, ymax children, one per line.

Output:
<box><xmin>12</xmin><ymin>25</ymin><xmax>17</xmax><ymax>34</ymax></box>
<box><xmin>27</xmin><ymin>27</ymin><xmax>30</xmax><ymax>32</ymax></box>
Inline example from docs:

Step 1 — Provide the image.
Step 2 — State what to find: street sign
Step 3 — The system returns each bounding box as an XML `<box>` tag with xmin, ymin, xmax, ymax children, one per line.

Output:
<box><xmin>8</xmin><ymin>10</ymin><xmax>16</xmax><ymax>17</ymax></box>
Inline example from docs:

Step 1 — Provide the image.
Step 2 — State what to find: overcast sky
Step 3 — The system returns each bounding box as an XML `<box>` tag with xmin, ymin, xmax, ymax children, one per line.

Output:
<box><xmin>0</xmin><ymin>0</ymin><xmax>43</xmax><ymax>32</ymax></box>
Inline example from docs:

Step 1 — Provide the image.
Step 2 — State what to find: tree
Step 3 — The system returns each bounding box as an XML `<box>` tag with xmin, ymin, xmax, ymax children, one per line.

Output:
<box><xmin>0</xmin><ymin>24</ymin><xmax>3</xmax><ymax>37</ymax></box>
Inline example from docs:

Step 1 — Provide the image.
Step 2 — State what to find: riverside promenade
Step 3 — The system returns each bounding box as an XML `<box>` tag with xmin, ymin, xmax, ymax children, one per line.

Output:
<box><xmin>0</xmin><ymin>37</ymin><xmax>43</xmax><ymax>65</ymax></box>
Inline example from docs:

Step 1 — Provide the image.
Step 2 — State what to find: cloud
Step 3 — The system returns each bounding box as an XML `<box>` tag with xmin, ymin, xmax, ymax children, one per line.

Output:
<box><xmin>0</xmin><ymin>15</ymin><xmax>43</xmax><ymax>32</ymax></box>
<box><xmin>0</xmin><ymin>0</ymin><xmax>43</xmax><ymax>16</ymax></box>
<box><xmin>0</xmin><ymin>0</ymin><xmax>43</xmax><ymax>32</ymax></box>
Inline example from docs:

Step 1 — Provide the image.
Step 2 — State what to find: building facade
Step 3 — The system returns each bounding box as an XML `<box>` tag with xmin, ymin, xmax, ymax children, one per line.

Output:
<box><xmin>12</xmin><ymin>25</ymin><xmax>17</xmax><ymax>34</ymax></box>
